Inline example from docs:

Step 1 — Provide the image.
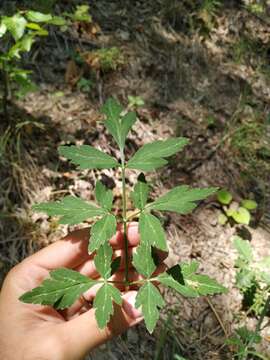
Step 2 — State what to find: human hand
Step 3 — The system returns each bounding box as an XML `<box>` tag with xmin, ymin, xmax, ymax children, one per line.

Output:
<box><xmin>0</xmin><ymin>223</ymin><xmax>167</xmax><ymax>360</ymax></box>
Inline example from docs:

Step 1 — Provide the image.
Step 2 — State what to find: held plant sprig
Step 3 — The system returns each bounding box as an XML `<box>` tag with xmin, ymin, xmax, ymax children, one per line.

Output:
<box><xmin>20</xmin><ymin>98</ymin><xmax>227</xmax><ymax>333</ymax></box>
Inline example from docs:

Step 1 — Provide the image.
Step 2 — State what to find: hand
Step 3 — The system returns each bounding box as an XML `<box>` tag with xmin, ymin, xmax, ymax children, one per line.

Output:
<box><xmin>0</xmin><ymin>223</ymin><xmax>167</xmax><ymax>360</ymax></box>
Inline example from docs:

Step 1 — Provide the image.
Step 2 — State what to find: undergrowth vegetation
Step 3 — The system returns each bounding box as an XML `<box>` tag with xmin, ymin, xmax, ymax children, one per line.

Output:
<box><xmin>0</xmin><ymin>0</ymin><xmax>269</xmax><ymax>359</ymax></box>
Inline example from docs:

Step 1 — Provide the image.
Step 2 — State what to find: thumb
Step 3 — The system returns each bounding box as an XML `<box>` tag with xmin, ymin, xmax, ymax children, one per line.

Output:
<box><xmin>58</xmin><ymin>291</ymin><xmax>142</xmax><ymax>360</ymax></box>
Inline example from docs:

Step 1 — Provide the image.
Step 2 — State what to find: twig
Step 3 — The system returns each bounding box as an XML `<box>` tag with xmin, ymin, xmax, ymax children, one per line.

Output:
<box><xmin>205</xmin><ymin>297</ymin><xmax>228</xmax><ymax>338</ymax></box>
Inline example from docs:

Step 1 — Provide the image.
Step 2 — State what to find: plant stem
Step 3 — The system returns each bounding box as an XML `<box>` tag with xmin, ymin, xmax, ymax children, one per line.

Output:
<box><xmin>255</xmin><ymin>294</ymin><xmax>270</xmax><ymax>333</ymax></box>
<box><xmin>206</xmin><ymin>297</ymin><xmax>228</xmax><ymax>338</ymax></box>
<box><xmin>108</xmin><ymin>280</ymin><xmax>126</xmax><ymax>285</ymax></box>
<box><xmin>244</xmin><ymin>294</ymin><xmax>270</xmax><ymax>360</ymax></box>
<box><xmin>126</xmin><ymin>209</ymin><xmax>141</xmax><ymax>221</ymax></box>
<box><xmin>120</xmin><ymin>150</ymin><xmax>129</xmax><ymax>286</ymax></box>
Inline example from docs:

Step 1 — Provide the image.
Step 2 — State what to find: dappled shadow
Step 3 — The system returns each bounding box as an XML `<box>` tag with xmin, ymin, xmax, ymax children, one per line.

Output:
<box><xmin>1</xmin><ymin>1</ymin><xmax>270</xmax><ymax>359</ymax></box>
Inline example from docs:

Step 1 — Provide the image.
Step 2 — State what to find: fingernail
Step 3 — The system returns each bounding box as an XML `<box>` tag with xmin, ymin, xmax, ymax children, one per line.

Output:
<box><xmin>123</xmin><ymin>291</ymin><xmax>143</xmax><ymax>320</ymax></box>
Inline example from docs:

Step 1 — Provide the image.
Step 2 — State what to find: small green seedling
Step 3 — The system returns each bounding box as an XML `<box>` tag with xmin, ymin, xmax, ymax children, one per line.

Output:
<box><xmin>234</xmin><ymin>236</ymin><xmax>270</xmax><ymax>316</ymax></box>
<box><xmin>128</xmin><ymin>95</ymin><xmax>145</xmax><ymax>109</ymax></box>
<box><xmin>20</xmin><ymin>98</ymin><xmax>227</xmax><ymax>333</ymax></box>
<box><xmin>217</xmin><ymin>190</ymin><xmax>257</xmax><ymax>226</ymax></box>
<box><xmin>226</xmin><ymin>237</ymin><xmax>270</xmax><ymax>360</ymax></box>
<box><xmin>226</xmin><ymin>326</ymin><xmax>265</xmax><ymax>360</ymax></box>
<box><xmin>77</xmin><ymin>77</ymin><xmax>93</xmax><ymax>93</ymax></box>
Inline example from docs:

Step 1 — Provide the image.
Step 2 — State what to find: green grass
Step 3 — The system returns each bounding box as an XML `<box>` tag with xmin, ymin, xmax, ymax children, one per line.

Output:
<box><xmin>230</xmin><ymin>118</ymin><xmax>270</xmax><ymax>176</ymax></box>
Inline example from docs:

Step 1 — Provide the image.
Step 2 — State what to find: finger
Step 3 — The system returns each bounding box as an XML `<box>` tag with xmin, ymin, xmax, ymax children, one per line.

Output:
<box><xmin>75</xmin><ymin>247</ymin><xmax>135</xmax><ymax>279</ymax></box>
<box><xmin>60</xmin><ymin>262</ymin><xmax>167</xmax><ymax>321</ymax></box>
<box><xmin>82</xmin><ymin>270</ymin><xmax>143</xmax><ymax>302</ymax></box>
<box><xmin>109</xmin><ymin>222</ymin><xmax>139</xmax><ymax>249</ymax></box>
<box><xmin>82</xmin><ymin>262</ymin><xmax>167</xmax><ymax>302</ymax></box>
<box><xmin>58</xmin><ymin>291</ymin><xmax>142</xmax><ymax>358</ymax></box>
<box><xmin>61</xmin><ymin>268</ymin><xmax>143</xmax><ymax>320</ymax></box>
<box><xmin>20</xmin><ymin>223</ymin><xmax>139</xmax><ymax>271</ymax></box>
<box><xmin>59</xmin><ymin>297</ymin><xmax>91</xmax><ymax>321</ymax></box>
<box><xmin>21</xmin><ymin>228</ymin><xmax>91</xmax><ymax>270</ymax></box>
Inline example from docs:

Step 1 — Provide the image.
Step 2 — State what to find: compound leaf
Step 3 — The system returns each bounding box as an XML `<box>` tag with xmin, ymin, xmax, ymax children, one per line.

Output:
<box><xmin>33</xmin><ymin>196</ymin><xmax>105</xmax><ymax>225</ymax></box>
<box><xmin>131</xmin><ymin>175</ymin><xmax>149</xmax><ymax>210</ymax></box>
<box><xmin>94</xmin><ymin>242</ymin><xmax>113</xmax><ymax>279</ymax></box>
<box><xmin>148</xmin><ymin>186</ymin><xmax>218</xmax><ymax>214</ymax></box>
<box><xmin>93</xmin><ymin>283</ymin><xmax>122</xmax><ymax>329</ymax></box>
<box><xmin>59</xmin><ymin>145</ymin><xmax>119</xmax><ymax>170</ymax></box>
<box><xmin>101</xmin><ymin>98</ymin><xmax>136</xmax><ymax>150</ymax></box>
<box><xmin>139</xmin><ymin>212</ymin><xmax>167</xmax><ymax>251</ymax></box>
<box><xmin>89</xmin><ymin>214</ymin><xmax>117</xmax><ymax>253</ymax></box>
<box><xmin>95</xmin><ymin>181</ymin><xmax>113</xmax><ymax>211</ymax></box>
<box><xmin>132</xmin><ymin>243</ymin><xmax>156</xmax><ymax>278</ymax></box>
<box><xmin>135</xmin><ymin>282</ymin><xmax>165</xmax><ymax>333</ymax></box>
<box><xmin>19</xmin><ymin>268</ymin><xmax>97</xmax><ymax>309</ymax></box>
<box><xmin>127</xmin><ymin>137</ymin><xmax>189</xmax><ymax>171</ymax></box>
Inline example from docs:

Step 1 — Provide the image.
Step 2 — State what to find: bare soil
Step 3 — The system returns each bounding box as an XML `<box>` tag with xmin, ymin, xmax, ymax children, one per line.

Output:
<box><xmin>1</xmin><ymin>1</ymin><xmax>270</xmax><ymax>359</ymax></box>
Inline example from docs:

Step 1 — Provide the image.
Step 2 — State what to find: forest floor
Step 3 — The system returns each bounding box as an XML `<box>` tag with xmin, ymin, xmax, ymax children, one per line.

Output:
<box><xmin>1</xmin><ymin>1</ymin><xmax>270</xmax><ymax>359</ymax></box>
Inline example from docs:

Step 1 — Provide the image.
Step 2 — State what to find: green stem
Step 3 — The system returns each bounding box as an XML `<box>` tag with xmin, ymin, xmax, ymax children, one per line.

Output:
<box><xmin>130</xmin><ymin>279</ymin><xmax>148</xmax><ymax>285</ymax></box>
<box><xmin>126</xmin><ymin>209</ymin><xmax>141</xmax><ymax>221</ymax></box>
<box><xmin>120</xmin><ymin>150</ymin><xmax>129</xmax><ymax>285</ymax></box>
<box><xmin>244</xmin><ymin>294</ymin><xmax>270</xmax><ymax>360</ymax></box>
<box><xmin>247</xmin><ymin>351</ymin><xmax>268</xmax><ymax>360</ymax></box>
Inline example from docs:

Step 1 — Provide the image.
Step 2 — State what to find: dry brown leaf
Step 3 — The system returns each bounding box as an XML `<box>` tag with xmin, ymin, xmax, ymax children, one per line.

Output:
<box><xmin>65</xmin><ymin>60</ymin><xmax>83</xmax><ymax>87</ymax></box>
<box><xmin>80</xmin><ymin>52</ymin><xmax>101</xmax><ymax>71</ymax></box>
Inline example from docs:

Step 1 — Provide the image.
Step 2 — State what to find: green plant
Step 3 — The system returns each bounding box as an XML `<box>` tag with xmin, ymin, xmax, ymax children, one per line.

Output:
<box><xmin>230</xmin><ymin>119</ymin><xmax>270</xmax><ymax>175</ymax></box>
<box><xmin>226</xmin><ymin>236</ymin><xmax>270</xmax><ymax>359</ymax></box>
<box><xmin>217</xmin><ymin>189</ymin><xmax>257</xmax><ymax>226</ymax></box>
<box><xmin>0</xmin><ymin>6</ymin><xmax>91</xmax><ymax>116</ymax></box>
<box><xmin>197</xmin><ymin>0</ymin><xmax>221</xmax><ymax>33</ymax></box>
<box><xmin>19</xmin><ymin>98</ymin><xmax>227</xmax><ymax>333</ymax></box>
<box><xmin>233</xmin><ymin>236</ymin><xmax>270</xmax><ymax>316</ymax></box>
<box><xmin>82</xmin><ymin>46</ymin><xmax>124</xmax><ymax>73</ymax></box>
<box><xmin>246</xmin><ymin>2</ymin><xmax>265</xmax><ymax>15</ymax></box>
<box><xmin>77</xmin><ymin>77</ymin><xmax>94</xmax><ymax>93</ymax></box>
<box><xmin>227</xmin><ymin>325</ymin><xmax>268</xmax><ymax>360</ymax></box>
<box><xmin>128</xmin><ymin>95</ymin><xmax>145</xmax><ymax>109</ymax></box>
